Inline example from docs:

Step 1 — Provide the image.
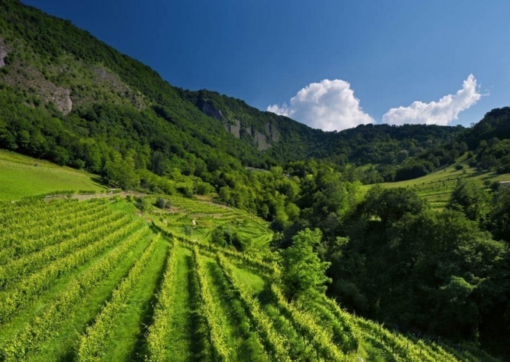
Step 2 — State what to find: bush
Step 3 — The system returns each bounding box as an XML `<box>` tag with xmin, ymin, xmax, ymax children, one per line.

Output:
<box><xmin>155</xmin><ymin>197</ymin><xmax>171</xmax><ymax>209</ymax></box>
<box><xmin>136</xmin><ymin>197</ymin><xmax>152</xmax><ymax>212</ymax></box>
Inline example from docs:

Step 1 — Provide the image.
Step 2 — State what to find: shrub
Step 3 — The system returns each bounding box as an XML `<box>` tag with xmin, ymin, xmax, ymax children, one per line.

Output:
<box><xmin>155</xmin><ymin>197</ymin><xmax>171</xmax><ymax>209</ymax></box>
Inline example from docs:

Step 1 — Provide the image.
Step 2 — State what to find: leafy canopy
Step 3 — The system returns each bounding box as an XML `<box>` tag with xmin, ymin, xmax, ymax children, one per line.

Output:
<box><xmin>281</xmin><ymin>228</ymin><xmax>331</xmax><ymax>301</ymax></box>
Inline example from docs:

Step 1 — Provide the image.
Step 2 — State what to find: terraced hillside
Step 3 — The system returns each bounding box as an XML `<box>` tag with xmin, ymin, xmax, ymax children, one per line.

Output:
<box><xmin>0</xmin><ymin>197</ymin><xmax>500</xmax><ymax>362</ymax></box>
<box><xmin>377</xmin><ymin>154</ymin><xmax>510</xmax><ymax>210</ymax></box>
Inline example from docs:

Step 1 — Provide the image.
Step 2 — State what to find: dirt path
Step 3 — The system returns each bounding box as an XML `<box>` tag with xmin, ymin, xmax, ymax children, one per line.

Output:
<box><xmin>44</xmin><ymin>191</ymin><xmax>146</xmax><ymax>202</ymax></box>
<box><xmin>73</xmin><ymin>191</ymin><xmax>146</xmax><ymax>201</ymax></box>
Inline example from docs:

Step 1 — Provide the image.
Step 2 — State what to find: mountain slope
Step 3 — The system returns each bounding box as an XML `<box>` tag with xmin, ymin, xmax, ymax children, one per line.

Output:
<box><xmin>181</xmin><ymin>89</ymin><xmax>463</xmax><ymax>165</ymax></box>
<box><xmin>0</xmin><ymin>0</ymin><xmax>463</xmax><ymax>176</ymax></box>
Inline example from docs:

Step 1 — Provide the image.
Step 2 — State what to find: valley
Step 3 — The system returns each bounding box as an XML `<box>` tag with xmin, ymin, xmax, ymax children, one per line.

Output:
<box><xmin>0</xmin><ymin>0</ymin><xmax>509</xmax><ymax>360</ymax></box>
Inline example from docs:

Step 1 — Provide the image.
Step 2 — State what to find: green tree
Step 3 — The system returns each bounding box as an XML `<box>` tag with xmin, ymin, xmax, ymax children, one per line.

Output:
<box><xmin>448</xmin><ymin>179</ymin><xmax>489</xmax><ymax>221</ymax></box>
<box><xmin>281</xmin><ymin>228</ymin><xmax>331</xmax><ymax>301</ymax></box>
<box><xmin>362</xmin><ymin>186</ymin><xmax>425</xmax><ymax>225</ymax></box>
<box><xmin>487</xmin><ymin>186</ymin><xmax>510</xmax><ymax>242</ymax></box>
<box><xmin>104</xmin><ymin>159</ymin><xmax>139</xmax><ymax>190</ymax></box>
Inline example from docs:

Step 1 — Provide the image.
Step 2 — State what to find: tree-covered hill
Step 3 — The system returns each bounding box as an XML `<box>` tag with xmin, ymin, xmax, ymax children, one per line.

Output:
<box><xmin>181</xmin><ymin>88</ymin><xmax>463</xmax><ymax>166</ymax></box>
<box><xmin>0</xmin><ymin>0</ymin><xmax>463</xmax><ymax>187</ymax></box>
<box><xmin>392</xmin><ymin>108</ymin><xmax>510</xmax><ymax>181</ymax></box>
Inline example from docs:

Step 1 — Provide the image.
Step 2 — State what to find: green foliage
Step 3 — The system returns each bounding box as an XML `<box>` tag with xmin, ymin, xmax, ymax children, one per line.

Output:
<box><xmin>155</xmin><ymin>197</ymin><xmax>171</xmax><ymax>209</ymax></box>
<box><xmin>487</xmin><ymin>186</ymin><xmax>510</xmax><ymax>242</ymax></box>
<box><xmin>362</xmin><ymin>186</ymin><xmax>426</xmax><ymax>225</ymax></box>
<box><xmin>210</xmin><ymin>225</ymin><xmax>252</xmax><ymax>251</ymax></box>
<box><xmin>448</xmin><ymin>179</ymin><xmax>489</xmax><ymax>221</ymax></box>
<box><xmin>323</xmin><ymin>185</ymin><xmax>510</xmax><ymax>350</ymax></box>
<box><xmin>281</xmin><ymin>228</ymin><xmax>331</xmax><ymax>301</ymax></box>
<box><xmin>135</xmin><ymin>197</ymin><xmax>152</xmax><ymax>212</ymax></box>
<box><xmin>1</xmin><ymin>1</ymin><xmax>510</xmax><ymax>359</ymax></box>
<box><xmin>0</xmin><ymin>197</ymin><xmax>503</xmax><ymax>362</ymax></box>
<box><xmin>77</xmin><ymin>235</ymin><xmax>159</xmax><ymax>361</ymax></box>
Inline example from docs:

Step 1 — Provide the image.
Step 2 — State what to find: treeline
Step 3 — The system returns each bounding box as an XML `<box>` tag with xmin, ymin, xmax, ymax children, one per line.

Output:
<box><xmin>388</xmin><ymin>108</ymin><xmax>510</xmax><ymax>181</ymax></box>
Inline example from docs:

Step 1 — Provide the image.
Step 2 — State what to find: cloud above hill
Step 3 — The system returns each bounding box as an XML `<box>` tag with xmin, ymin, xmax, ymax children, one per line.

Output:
<box><xmin>268</xmin><ymin>75</ymin><xmax>482</xmax><ymax>131</ymax></box>
<box><xmin>382</xmin><ymin>74</ymin><xmax>481</xmax><ymax>125</ymax></box>
<box><xmin>267</xmin><ymin>79</ymin><xmax>374</xmax><ymax>132</ymax></box>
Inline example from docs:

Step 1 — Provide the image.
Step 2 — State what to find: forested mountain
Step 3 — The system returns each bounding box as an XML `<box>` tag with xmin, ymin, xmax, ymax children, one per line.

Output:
<box><xmin>1</xmin><ymin>1</ymin><xmax>510</xmax><ymax>360</ymax></box>
<box><xmin>0</xmin><ymin>0</ymin><xmax>462</xmax><ymax>188</ymax></box>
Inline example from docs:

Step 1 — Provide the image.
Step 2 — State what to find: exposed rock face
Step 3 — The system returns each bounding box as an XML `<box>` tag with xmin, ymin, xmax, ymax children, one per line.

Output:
<box><xmin>254</xmin><ymin>131</ymin><xmax>269</xmax><ymax>150</ymax></box>
<box><xmin>52</xmin><ymin>87</ymin><xmax>73</xmax><ymax>115</ymax></box>
<box><xmin>198</xmin><ymin>100</ymin><xmax>223</xmax><ymax>120</ymax></box>
<box><xmin>0</xmin><ymin>46</ymin><xmax>7</xmax><ymax>68</ymax></box>
<box><xmin>266</xmin><ymin>122</ymin><xmax>280</xmax><ymax>142</ymax></box>
<box><xmin>94</xmin><ymin>67</ymin><xmax>125</xmax><ymax>88</ymax></box>
<box><xmin>93</xmin><ymin>67</ymin><xmax>146</xmax><ymax>109</ymax></box>
<box><xmin>0</xmin><ymin>37</ymin><xmax>9</xmax><ymax>68</ymax></box>
<box><xmin>227</xmin><ymin>120</ymin><xmax>241</xmax><ymax>139</ymax></box>
<box><xmin>192</xmin><ymin>97</ymin><xmax>280</xmax><ymax>150</ymax></box>
<box><xmin>2</xmin><ymin>58</ymin><xmax>74</xmax><ymax>114</ymax></box>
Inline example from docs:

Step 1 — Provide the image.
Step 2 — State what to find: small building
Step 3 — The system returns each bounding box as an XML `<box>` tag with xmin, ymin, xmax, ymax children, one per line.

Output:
<box><xmin>498</xmin><ymin>181</ymin><xmax>510</xmax><ymax>187</ymax></box>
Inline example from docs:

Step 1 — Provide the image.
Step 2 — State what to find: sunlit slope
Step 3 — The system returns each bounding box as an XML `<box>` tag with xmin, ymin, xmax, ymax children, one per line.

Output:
<box><xmin>151</xmin><ymin>195</ymin><xmax>272</xmax><ymax>249</ymax></box>
<box><xmin>0</xmin><ymin>150</ymin><xmax>105</xmax><ymax>200</ymax></box>
<box><xmin>375</xmin><ymin>154</ymin><xmax>510</xmax><ymax>209</ymax></box>
<box><xmin>0</xmin><ymin>197</ymin><xmax>500</xmax><ymax>361</ymax></box>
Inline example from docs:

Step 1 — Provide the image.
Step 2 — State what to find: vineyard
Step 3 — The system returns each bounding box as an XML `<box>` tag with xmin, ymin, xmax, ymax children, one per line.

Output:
<box><xmin>379</xmin><ymin>160</ymin><xmax>510</xmax><ymax>210</ymax></box>
<box><xmin>0</xmin><ymin>197</ymin><xmax>501</xmax><ymax>362</ymax></box>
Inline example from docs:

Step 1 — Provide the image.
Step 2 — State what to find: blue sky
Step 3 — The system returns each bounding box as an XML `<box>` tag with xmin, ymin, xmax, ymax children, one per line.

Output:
<box><xmin>22</xmin><ymin>0</ymin><xmax>510</xmax><ymax>131</ymax></box>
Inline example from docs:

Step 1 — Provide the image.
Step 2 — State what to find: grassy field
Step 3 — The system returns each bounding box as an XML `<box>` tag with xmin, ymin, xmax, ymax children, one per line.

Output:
<box><xmin>372</xmin><ymin>155</ymin><xmax>510</xmax><ymax>209</ymax></box>
<box><xmin>0</xmin><ymin>150</ymin><xmax>105</xmax><ymax>200</ymax></box>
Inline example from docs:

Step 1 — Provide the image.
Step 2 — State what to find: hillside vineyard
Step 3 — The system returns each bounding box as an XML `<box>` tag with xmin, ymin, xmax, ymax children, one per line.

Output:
<box><xmin>1</xmin><ymin>0</ymin><xmax>510</xmax><ymax>361</ymax></box>
<box><xmin>0</xmin><ymin>198</ymin><xmax>500</xmax><ymax>361</ymax></box>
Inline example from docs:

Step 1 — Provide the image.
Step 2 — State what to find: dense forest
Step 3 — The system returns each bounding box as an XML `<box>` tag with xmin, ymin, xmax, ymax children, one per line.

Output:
<box><xmin>1</xmin><ymin>0</ymin><xmax>510</xmax><ymax>359</ymax></box>
<box><xmin>273</xmin><ymin>161</ymin><xmax>510</xmax><ymax>357</ymax></box>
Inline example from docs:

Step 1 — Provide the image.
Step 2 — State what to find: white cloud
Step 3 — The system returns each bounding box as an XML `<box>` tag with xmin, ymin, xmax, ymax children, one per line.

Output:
<box><xmin>267</xmin><ymin>79</ymin><xmax>374</xmax><ymax>131</ymax></box>
<box><xmin>382</xmin><ymin>74</ymin><xmax>481</xmax><ymax>126</ymax></box>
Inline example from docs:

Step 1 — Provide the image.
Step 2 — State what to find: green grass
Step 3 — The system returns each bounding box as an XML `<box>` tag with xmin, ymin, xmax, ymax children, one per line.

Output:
<box><xmin>0</xmin><ymin>150</ymin><xmax>105</xmax><ymax>200</ymax></box>
<box><xmin>151</xmin><ymin>201</ymin><xmax>273</xmax><ymax>251</ymax></box>
<box><xmin>27</xmin><ymin>233</ymin><xmax>153</xmax><ymax>362</ymax></box>
<box><xmin>371</xmin><ymin>156</ymin><xmax>510</xmax><ymax>209</ymax></box>
<box><xmin>0</xmin><ymin>222</ymin><xmax>146</xmax><ymax>345</ymax></box>
<box><xmin>108</xmin><ymin>198</ymin><xmax>139</xmax><ymax>216</ymax></box>
<box><xmin>202</xmin><ymin>257</ymin><xmax>246</xmax><ymax>361</ymax></box>
<box><xmin>98</xmin><ymin>237</ymin><xmax>169</xmax><ymax>362</ymax></box>
<box><xmin>203</xmin><ymin>256</ymin><xmax>268</xmax><ymax>361</ymax></box>
<box><xmin>232</xmin><ymin>265</ymin><xmax>266</xmax><ymax>295</ymax></box>
<box><xmin>165</xmin><ymin>246</ymin><xmax>211</xmax><ymax>362</ymax></box>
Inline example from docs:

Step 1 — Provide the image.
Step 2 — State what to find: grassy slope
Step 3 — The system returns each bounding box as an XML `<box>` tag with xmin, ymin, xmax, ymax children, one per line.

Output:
<box><xmin>0</xmin><ymin>221</ymin><xmax>146</xmax><ymax>345</ymax></box>
<box><xmin>166</xmin><ymin>246</ymin><xmax>212</xmax><ymax>362</ymax></box>
<box><xmin>98</xmin><ymin>238</ymin><xmax>168</xmax><ymax>362</ymax></box>
<box><xmin>373</xmin><ymin>154</ymin><xmax>510</xmax><ymax>209</ymax></box>
<box><xmin>30</xmin><ymin>233</ymin><xmax>153</xmax><ymax>362</ymax></box>
<box><xmin>150</xmin><ymin>194</ymin><xmax>273</xmax><ymax>251</ymax></box>
<box><xmin>0</xmin><ymin>198</ymin><xmax>501</xmax><ymax>361</ymax></box>
<box><xmin>0</xmin><ymin>150</ymin><xmax>105</xmax><ymax>200</ymax></box>
<box><xmin>203</xmin><ymin>255</ymin><xmax>267</xmax><ymax>361</ymax></box>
